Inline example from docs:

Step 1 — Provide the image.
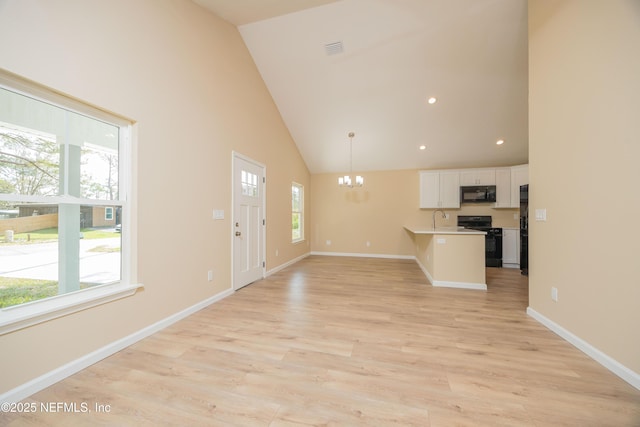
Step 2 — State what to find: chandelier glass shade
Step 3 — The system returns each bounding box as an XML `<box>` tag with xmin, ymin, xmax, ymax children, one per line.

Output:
<box><xmin>338</xmin><ymin>175</ymin><xmax>364</xmax><ymax>187</ymax></box>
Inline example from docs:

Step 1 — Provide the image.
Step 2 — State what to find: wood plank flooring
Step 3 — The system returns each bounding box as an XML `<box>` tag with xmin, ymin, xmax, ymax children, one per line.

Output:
<box><xmin>2</xmin><ymin>256</ymin><xmax>639</xmax><ymax>426</ymax></box>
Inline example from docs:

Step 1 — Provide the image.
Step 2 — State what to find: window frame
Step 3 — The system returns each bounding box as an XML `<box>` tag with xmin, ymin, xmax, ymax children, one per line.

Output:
<box><xmin>291</xmin><ymin>181</ymin><xmax>304</xmax><ymax>243</ymax></box>
<box><xmin>0</xmin><ymin>69</ymin><xmax>141</xmax><ymax>335</ymax></box>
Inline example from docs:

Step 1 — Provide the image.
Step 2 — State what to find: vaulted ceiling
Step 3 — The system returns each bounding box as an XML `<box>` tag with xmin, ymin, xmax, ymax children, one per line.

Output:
<box><xmin>193</xmin><ymin>0</ymin><xmax>529</xmax><ymax>174</ymax></box>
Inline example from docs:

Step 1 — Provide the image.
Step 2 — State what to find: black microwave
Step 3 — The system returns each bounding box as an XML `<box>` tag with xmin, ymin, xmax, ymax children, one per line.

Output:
<box><xmin>460</xmin><ymin>185</ymin><xmax>497</xmax><ymax>203</ymax></box>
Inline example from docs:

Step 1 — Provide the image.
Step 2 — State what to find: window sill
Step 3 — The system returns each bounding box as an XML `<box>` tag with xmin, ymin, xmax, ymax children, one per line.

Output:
<box><xmin>0</xmin><ymin>283</ymin><xmax>143</xmax><ymax>335</ymax></box>
<box><xmin>292</xmin><ymin>238</ymin><xmax>306</xmax><ymax>244</ymax></box>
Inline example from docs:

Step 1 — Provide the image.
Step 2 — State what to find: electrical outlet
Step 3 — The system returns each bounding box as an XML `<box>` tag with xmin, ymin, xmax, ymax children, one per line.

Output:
<box><xmin>207</xmin><ymin>270</ymin><xmax>213</xmax><ymax>282</ymax></box>
<box><xmin>326</xmin><ymin>240</ymin><xmax>331</xmax><ymax>246</ymax></box>
<box><xmin>366</xmin><ymin>241</ymin><xmax>371</xmax><ymax>247</ymax></box>
<box><xmin>551</xmin><ymin>287</ymin><xmax>558</xmax><ymax>302</ymax></box>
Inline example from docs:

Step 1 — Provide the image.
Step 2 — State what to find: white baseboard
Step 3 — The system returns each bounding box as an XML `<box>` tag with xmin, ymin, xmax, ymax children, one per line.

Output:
<box><xmin>415</xmin><ymin>257</ymin><xmax>487</xmax><ymax>290</ymax></box>
<box><xmin>310</xmin><ymin>251</ymin><xmax>415</xmax><ymax>260</ymax></box>
<box><xmin>432</xmin><ymin>280</ymin><xmax>487</xmax><ymax>290</ymax></box>
<box><xmin>266</xmin><ymin>252</ymin><xmax>310</xmax><ymax>276</ymax></box>
<box><xmin>0</xmin><ymin>287</ymin><xmax>235</xmax><ymax>404</ymax></box>
<box><xmin>527</xmin><ymin>307</ymin><xmax>640</xmax><ymax>391</ymax></box>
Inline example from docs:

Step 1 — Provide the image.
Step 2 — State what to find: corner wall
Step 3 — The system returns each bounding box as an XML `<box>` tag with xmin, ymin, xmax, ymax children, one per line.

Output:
<box><xmin>0</xmin><ymin>0</ymin><xmax>309</xmax><ymax>394</ymax></box>
<box><xmin>528</xmin><ymin>0</ymin><xmax>640</xmax><ymax>374</ymax></box>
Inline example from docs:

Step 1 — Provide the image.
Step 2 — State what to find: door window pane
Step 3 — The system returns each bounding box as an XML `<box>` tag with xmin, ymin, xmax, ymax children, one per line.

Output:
<box><xmin>242</xmin><ymin>170</ymin><xmax>258</xmax><ymax>197</ymax></box>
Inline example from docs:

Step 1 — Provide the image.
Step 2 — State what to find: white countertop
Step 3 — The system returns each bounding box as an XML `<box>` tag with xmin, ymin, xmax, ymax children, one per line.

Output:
<box><xmin>403</xmin><ymin>225</ymin><xmax>486</xmax><ymax>235</ymax></box>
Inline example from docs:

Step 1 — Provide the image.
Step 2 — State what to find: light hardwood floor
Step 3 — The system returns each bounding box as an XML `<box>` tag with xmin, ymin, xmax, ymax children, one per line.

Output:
<box><xmin>3</xmin><ymin>256</ymin><xmax>639</xmax><ymax>426</ymax></box>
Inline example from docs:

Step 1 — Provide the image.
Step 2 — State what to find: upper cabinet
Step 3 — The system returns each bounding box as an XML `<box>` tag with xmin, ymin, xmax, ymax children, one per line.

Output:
<box><xmin>459</xmin><ymin>168</ymin><xmax>496</xmax><ymax>186</ymax></box>
<box><xmin>510</xmin><ymin>164</ymin><xmax>529</xmax><ymax>207</ymax></box>
<box><xmin>420</xmin><ymin>164</ymin><xmax>528</xmax><ymax>209</ymax></box>
<box><xmin>495</xmin><ymin>168</ymin><xmax>512</xmax><ymax>208</ymax></box>
<box><xmin>419</xmin><ymin>170</ymin><xmax>460</xmax><ymax>208</ymax></box>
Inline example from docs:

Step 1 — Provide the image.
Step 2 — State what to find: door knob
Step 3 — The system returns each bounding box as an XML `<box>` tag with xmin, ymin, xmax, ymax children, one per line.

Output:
<box><xmin>235</xmin><ymin>231</ymin><xmax>241</xmax><ymax>236</ymax></box>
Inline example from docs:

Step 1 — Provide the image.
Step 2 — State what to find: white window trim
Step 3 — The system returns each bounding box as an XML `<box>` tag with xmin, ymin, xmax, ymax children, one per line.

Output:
<box><xmin>0</xmin><ymin>69</ymin><xmax>142</xmax><ymax>335</ymax></box>
<box><xmin>292</xmin><ymin>181</ymin><xmax>304</xmax><ymax>243</ymax></box>
<box><xmin>0</xmin><ymin>283</ymin><xmax>142</xmax><ymax>335</ymax></box>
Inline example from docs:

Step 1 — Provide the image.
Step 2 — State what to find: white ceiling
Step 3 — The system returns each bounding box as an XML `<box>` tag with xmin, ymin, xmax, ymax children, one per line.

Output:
<box><xmin>194</xmin><ymin>0</ymin><xmax>529</xmax><ymax>174</ymax></box>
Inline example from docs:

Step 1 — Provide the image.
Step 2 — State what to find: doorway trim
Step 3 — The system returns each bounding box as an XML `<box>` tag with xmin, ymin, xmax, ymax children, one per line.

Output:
<box><xmin>231</xmin><ymin>151</ymin><xmax>266</xmax><ymax>290</ymax></box>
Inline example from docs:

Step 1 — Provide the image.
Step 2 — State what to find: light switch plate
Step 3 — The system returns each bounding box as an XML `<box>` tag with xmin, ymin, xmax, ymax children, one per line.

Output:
<box><xmin>213</xmin><ymin>209</ymin><xmax>224</xmax><ymax>220</ymax></box>
<box><xmin>535</xmin><ymin>208</ymin><xmax>547</xmax><ymax>221</ymax></box>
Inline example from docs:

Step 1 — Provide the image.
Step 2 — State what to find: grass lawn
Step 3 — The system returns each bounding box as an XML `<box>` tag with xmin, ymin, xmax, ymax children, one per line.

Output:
<box><xmin>0</xmin><ymin>277</ymin><xmax>58</xmax><ymax>308</ymax></box>
<box><xmin>0</xmin><ymin>278</ymin><xmax>99</xmax><ymax>308</ymax></box>
<box><xmin>4</xmin><ymin>227</ymin><xmax>119</xmax><ymax>244</ymax></box>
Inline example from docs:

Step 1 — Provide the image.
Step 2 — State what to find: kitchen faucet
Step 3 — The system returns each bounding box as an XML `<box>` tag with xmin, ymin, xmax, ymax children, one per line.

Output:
<box><xmin>432</xmin><ymin>209</ymin><xmax>446</xmax><ymax>230</ymax></box>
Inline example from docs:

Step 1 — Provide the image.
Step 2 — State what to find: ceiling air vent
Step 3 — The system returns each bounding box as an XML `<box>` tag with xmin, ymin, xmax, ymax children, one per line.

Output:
<box><xmin>324</xmin><ymin>41</ymin><xmax>344</xmax><ymax>56</ymax></box>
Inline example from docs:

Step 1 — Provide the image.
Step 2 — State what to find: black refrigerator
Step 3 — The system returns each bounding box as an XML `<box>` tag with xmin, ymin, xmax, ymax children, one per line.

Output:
<box><xmin>520</xmin><ymin>185</ymin><xmax>528</xmax><ymax>276</ymax></box>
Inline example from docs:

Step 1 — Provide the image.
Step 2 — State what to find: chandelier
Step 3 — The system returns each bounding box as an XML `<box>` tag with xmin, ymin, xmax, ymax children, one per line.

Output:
<box><xmin>338</xmin><ymin>131</ymin><xmax>364</xmax><ymax>187</ymax></box>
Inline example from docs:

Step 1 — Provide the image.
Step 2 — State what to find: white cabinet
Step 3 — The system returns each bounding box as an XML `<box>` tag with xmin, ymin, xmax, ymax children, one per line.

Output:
<box><xmin>420</xmin><ymin>164</ymin><xmax>527</xmax><ymax>209</ymax></box>
<box><xmin>502</xmin><ymin>228</ymin><xmax>520</xmax><ymax>267</ymax></box>
<box><xmin>495</xmin><ymin>168</ymin><xmax>512</xmax><ymax>208</ymax></box>
<box><xmin>419</xmin><ymin>170</ymin><xmax>460</xmax><ymax>208</ymax></box>
<box><xmin>510</xmin><ymin>164</ymin><xmax>529</xmax><ymax>208</ymax></box>
<box><xmin>440</xmin><ymin>171</ymin><xmax>461</xmax><ymax>208</ymax></box>
<box><xmin>459</xmin><ymin>168</ymin><xmax>496</xmax><ymax>186</ymax></box>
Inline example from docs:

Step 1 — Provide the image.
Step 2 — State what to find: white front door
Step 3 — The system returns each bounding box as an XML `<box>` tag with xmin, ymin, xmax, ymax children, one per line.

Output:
<box><xmin>233</xmin><ymin>153</ymin><xmax>265</xmax><ymax>290</ymax></box>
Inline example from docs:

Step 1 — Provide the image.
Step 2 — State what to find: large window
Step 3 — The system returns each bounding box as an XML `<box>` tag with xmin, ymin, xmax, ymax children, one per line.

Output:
<box><xmin>0</xmin><ymin>71</ymin><xmax>138</xmax><ymax>333</ymax></box>
<box><xmin>292</xmin><ymin>182</ymin><xmax>303</xmax><ymax>242</ymax></box>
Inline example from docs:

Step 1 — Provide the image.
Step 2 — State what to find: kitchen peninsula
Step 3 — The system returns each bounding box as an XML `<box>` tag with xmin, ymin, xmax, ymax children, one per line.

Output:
<box><xmin>404</xmin><ymin>226</ymin><xmax>487</xmax><ymax>290</ymax></box>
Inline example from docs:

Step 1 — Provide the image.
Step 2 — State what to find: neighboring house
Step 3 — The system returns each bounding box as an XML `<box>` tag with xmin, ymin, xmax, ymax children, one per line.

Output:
<box><xmin>15</xmin><ymin>204</ymin><xmax>118</xmax><ymax>228</ymax></box>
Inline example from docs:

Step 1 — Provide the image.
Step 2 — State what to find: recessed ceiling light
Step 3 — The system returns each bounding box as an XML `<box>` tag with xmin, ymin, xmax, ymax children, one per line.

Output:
<box><xmin>496</xmin><ymin>139</ymin><xmax>504</xmax><ymax>145</ymax></box>
<box><xmin>419</xmin><ymin>145</ymin><xmax>427</xmax><ymax>150</ymax></box>
<box><xmin>427</xmin><ymin>97</ymin><xmax>437</xmax><ymax>104</ymax></box>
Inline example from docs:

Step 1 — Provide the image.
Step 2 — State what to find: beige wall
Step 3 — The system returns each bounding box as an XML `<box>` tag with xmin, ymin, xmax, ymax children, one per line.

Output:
<box><xmin>413</xmin><ymin>233</ymin><xmax>485</xmax><ymax>285</ymax></box>
<box><xmin>431</xmin><ymin>234</ymin><xmax>485</xmax><ymax>285</ymax></box>
<box><xmin>311</xmin><ymin>169</ymin><xmax>518</xmax><ymax>256</ymax></box>
<box><xmin>0</xmin><ymin>0</ymin><xmax>309</xmax><ymax>393</ymax></box>
<box><xmin>529</xmin><ymin>1</ymin><xmax>640</xmax><ymax>372</ymax></box>
<box><xmin>311</xmin><ymin>170</ymin><xmax>420</xmax><ymax>256</ymax></box>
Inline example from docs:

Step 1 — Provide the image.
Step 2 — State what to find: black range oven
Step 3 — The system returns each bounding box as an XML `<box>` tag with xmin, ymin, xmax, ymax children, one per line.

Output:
<box><xmin>457</xmin><ymin>215</ymin><xmax>503</xmax><ymax>267</ymax></box>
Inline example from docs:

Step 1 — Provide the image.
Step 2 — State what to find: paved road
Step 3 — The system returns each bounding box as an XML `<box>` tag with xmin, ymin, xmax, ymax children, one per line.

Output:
<box><xmin>0</xmin><ymin>237</ymin><xmax>121</xmax><ymax>284</ymax></box>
